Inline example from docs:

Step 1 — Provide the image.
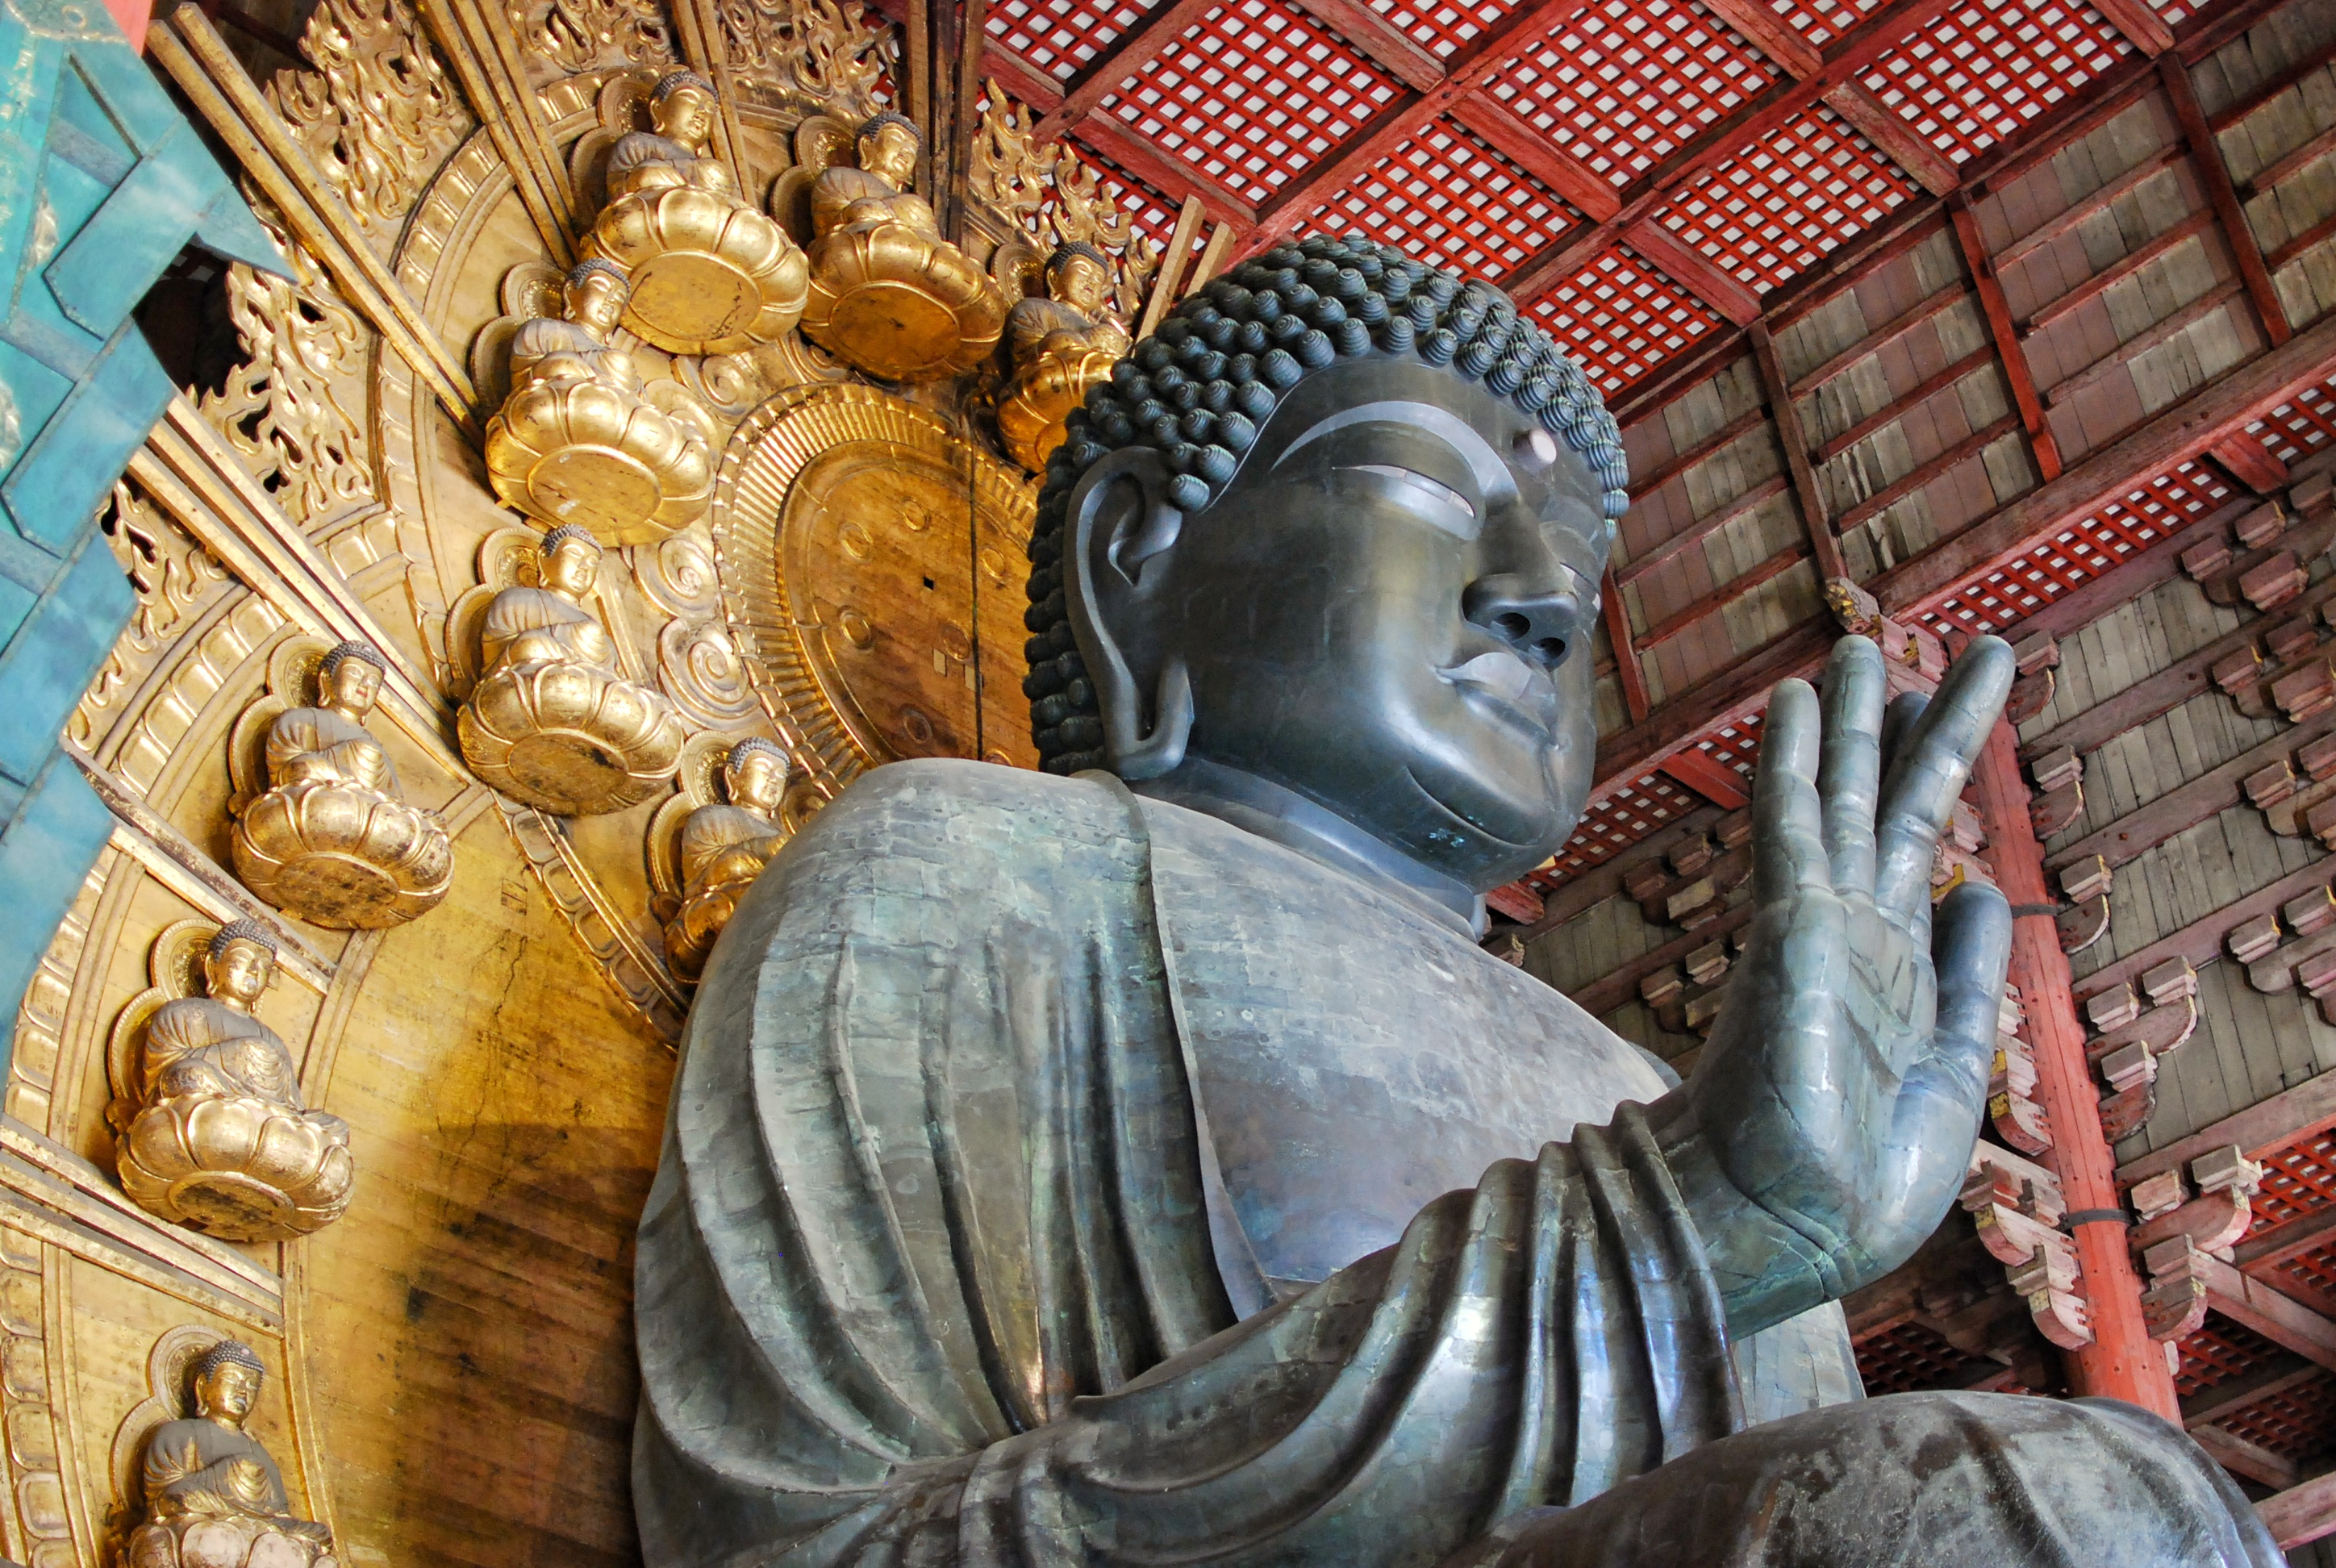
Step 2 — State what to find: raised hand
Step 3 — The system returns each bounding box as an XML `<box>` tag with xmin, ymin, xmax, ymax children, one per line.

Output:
<box><xmin>1650</xmin><ymin>634</ymin><xmax>2017</xmax><ymax>1337</ymax></box>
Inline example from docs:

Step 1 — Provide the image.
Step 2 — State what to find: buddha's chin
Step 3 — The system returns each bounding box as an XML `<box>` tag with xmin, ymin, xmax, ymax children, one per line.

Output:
<box><xmin>1402</xmin><ymin>760</ymin><xmax>1561</xmax><ymax>866</ymax></box>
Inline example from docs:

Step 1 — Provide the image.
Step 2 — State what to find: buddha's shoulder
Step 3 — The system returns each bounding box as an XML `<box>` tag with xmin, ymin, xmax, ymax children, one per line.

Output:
<box><xmin>796</xmin><ymin>761</ymin><xmax>1140</xmax><ymax>869</ymax></box>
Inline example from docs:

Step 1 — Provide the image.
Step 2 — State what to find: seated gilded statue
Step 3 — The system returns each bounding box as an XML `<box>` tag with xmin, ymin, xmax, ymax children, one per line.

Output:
<box><xmin>995</xmin><ymin>241</ymin><xmax>1130</xmax><ymax>472</ymax></box>
<box><xmin>582</xmin><ymin>71</ymin><xmax>808</xmax><ymax>357</ymax></box>
<box><xmin>127</xmin><ymin>1340</ymin><xmax>335</xmax><ymax>1568</ymax></box>
<box><xmin>800</xmin><ymin>112</ymin><xmax>1005</xmax><ymax>382</ymax></box>
<box><xmin>632</xmin><ymin>237</ymin><xmax>2282</xmax><ymax>1568</ymax></box>
<box><xmin>483</xmin><ymin>259</ymin><xmax>715</xmax><ymax>546</ymax></box>
<box><xmin>459</xmin><ymin>524</ymin><xmax>684</xmax><ymax>816</ymax></box>
<box><xmin>231</xmin><ymin>640</ymin><xmax>452</xmax><ymax>930</ymax></box>
<box><xmin>119</xmin><ymin>922</ymin><xmax>353</xmax><ymax>1242</ymax></box>
<box><xmin>662</xmin><ymin>736</ymin><xmax>791</xmax><ymax>982</ymax></box>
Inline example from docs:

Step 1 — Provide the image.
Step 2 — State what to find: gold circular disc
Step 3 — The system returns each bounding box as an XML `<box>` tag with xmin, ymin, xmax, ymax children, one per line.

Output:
<box><xmin>272</xmin><ymin>853</ymin><xmax>405</xmax><ymax>929</ymax></box>
<box><xmin>528</xmin><ymin>448</ymin><xmax>665</xmax><ymax>540</ymax></box>
<box><xmin>626</xmin><ymin>253</ymin><xmax>762</xmax><ymax>351</ymax></box>
<box><xmin>824</xmin><ymin>282</ymin><xmax>959</xmax><ymax>381</ymax></box>
<box><xmin>168</xmin><ymin>1170</ymin><xmax>298</xmax><ymax>1241</ymax></box>
<box><xmin>504</xmin><ymin>730</ymin><xmax>636</xmax><ymax>812</ymax></box>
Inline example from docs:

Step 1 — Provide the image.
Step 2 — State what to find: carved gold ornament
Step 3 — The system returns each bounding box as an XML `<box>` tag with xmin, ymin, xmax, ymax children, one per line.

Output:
<box><xmin>582</xmin><ymin>72</ymin><xmax>810</xmax><ymax>356</ymax></box>
<box><xmin>711</xmin><ymin>383</ymin><xmax>1037</xmax><ymax>783</ymax></box>
<box><xmin>800</xmin><ymin>114</ymin><xmax>1005</xmax><ymax>382</ymax></box>
<box><xmin>108</xmin><ymin>922</ymin><xmax>356</xmax><ymax>1243</ymax></box>
<box><xmin>454</xmin><ymin>525</ymin><xmax>685</xmax><ymax>814</ymax></box>
<box><xmin>227</xmin><ymin>635</ymin><xmax>453</xmax><ymax>928</ymax></box>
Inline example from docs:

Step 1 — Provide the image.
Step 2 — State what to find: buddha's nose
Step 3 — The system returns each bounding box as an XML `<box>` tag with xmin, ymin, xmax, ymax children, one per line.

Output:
<box><xmin>1462</xmin><ymin>573</ymin><xmax>1586</xmax><ymax>669</ymax></box>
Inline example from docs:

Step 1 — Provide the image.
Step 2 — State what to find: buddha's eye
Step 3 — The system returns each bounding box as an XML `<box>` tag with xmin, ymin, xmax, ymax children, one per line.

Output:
<box><xmin>1334</xmin><ymin>463</ymin><xmax>1478</xmax><ymax>537</ymax></box>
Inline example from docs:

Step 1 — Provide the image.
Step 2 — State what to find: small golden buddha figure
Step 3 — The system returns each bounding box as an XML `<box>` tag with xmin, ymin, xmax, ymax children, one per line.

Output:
<box><xmin>231</xmin><ymin>640</ymin><xmax>453</xmax><ymax>930</ymax></box>
<box><xmin>584</xmin><ymin>71</ymin><xmax>809</xmax><ymax>357</ymax></box>
<box><xmin>663</xmin><ymin>737</ymin><xmax>792</xmax><ymax>982</ymax></box>
<box><xmin>117</xmin><ymin>923</ymin><xmax>355</xmax><ymax>1242</ymax></box>
<box><xmin>802</xmin><ymin>112</ymin><xmax>1007</xmax><ymax>382</ymax></box>
<box><xmin>459</xmin><ymin>524</ymin><xmax>685</xmax><ymax>815</ymax></box>
<box><xmin>485</xmin><ymin>260</ymin><xmax>715</xmax><ymax>545</ymax></box>
<box><xmin>126</xmin><ymin>1340</ymin><xmax>336</xmax><ymax>1568</ymax></box>
<box><xmin>996</xmin><ymin>241</ymin><xmax>1131</xmax><ymax>471</ymax></box>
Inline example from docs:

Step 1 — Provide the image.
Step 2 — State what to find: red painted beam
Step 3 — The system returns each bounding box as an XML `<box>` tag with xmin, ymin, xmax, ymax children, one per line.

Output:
<box><xmin>1973</xmin><ymin>720</ymin><xmax>2181</xmax><ymax>1421</ymax></box>
<box><xmin>1657</xmin><ymin>747</ymin><xmax>1751</xmax><ymax>808</ymax></box>
<box><xmin>2162</xmin><ymin>52</ymin><xmax>2292</xmax><ymax>348</ymax></box>
<box><xmin>1031</xmin><ymin>0</ymin><xmax>1216</xmax><ymax>144</ymax></box>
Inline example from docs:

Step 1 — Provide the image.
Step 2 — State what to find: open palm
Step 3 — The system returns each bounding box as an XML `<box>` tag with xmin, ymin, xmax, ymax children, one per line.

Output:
<box><xmin>1656</xmin><ymin>634</ymin><xmax>2016</xmax><ymax>1336</ymax></box>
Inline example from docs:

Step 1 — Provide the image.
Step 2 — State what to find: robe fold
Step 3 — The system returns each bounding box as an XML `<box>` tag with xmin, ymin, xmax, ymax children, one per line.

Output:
<box><xmin>633</xmin><ymin>761</ymin><xmax>2280</xmax><ymax>1568</ymax></box>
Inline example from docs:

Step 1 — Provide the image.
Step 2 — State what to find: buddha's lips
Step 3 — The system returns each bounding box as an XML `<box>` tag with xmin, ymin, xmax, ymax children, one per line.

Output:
<box><xmin>1435</xmin><ymin>650</ymin><xmax>1557</xmax><ymax>729</ymax></box>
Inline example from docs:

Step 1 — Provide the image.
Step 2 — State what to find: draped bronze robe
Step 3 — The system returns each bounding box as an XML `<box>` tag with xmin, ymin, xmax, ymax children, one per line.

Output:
<box><xmin>632</xmin><ymin>761</ymin><xmax>2276</xmax><ymax>1568</ymax></box>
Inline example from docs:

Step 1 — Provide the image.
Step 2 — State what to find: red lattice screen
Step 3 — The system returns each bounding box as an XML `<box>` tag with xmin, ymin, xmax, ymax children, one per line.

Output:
<box><xmin>1100</xmin><ymin>1</ymin><xmax>1399</xmax><ymax>209</ymax></box>
<box><xmin>2255</xmin><ymin>1134</ymin><xmax>2336</xmax><ymax>1228</ymax></box>
<box><xmin>1654</xmin><ymin>106</ymin><xmax>1921</xmax><ymax>295</ymax></box>
<box><xmin>2246</xmin><ymin>378</ymin><xmax>2336</xmax><ymax>464</ymax></box>
<box><xmin>1543</xmin><ymin>771</ymin><xmax>1700</xmax><ymax>878</ymax></box>
<box><xmin>1486</xmin><ymin>0</ymin><xmax>1777</xmax><ymax>187</ymax></box>
<box><xmin>1769</xmin><ymin>0</ymin><xmax>1881</xmax><ymax>48</ymax></box>
<box><xmin>1528</xmin><ymin>244</ymin><xmax>1727</xmax><ymax>392</ymax></box>
<box><xmin>2213</xmin><ymin>1372</ymin><xmax>2336</xmax><ymax>1464</ymax></box>
<box><xmin>1858</xmin><ymin>0</ymin><xmax>2134</xmax><ymax>169</ymax></box>
<box><xmin>1854</xmin><ymin>1317</ymin><xmax>1999</xmax><ymax>1394</ymax></box>
<box><xmin>1321</xmin><ymin>115</ymin><xmax>1583</xmax><ymax>283</ymax></box>
<box><xmin>1373</xmin><ymin>0</ymin><xmax>1519</xmax><ymax>60</ymax></box>
<box><xmin>1916</xmin><ymin>461</ymin><xmax>2234</xmax><ymax>636</ymax></box>
<box><xmin>986</xmin><ymin>1</ymin><xmax>1145</xmax><ymax>86</ymax></box>
<box><xmin>2175</xmin><ymin>1316</ymin><xmax>2289</xmax><ymax>1399</ymax></box>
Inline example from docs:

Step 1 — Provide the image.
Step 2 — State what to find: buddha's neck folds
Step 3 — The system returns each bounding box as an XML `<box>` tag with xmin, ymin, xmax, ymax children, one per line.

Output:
<box><xmin>1131</xmin><ymin>756</ymin><xmax>1487</xmax><ymax>937</ymax></box>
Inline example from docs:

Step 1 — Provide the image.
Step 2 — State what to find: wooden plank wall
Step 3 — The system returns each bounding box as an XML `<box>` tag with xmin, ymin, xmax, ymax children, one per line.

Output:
<box><xmin>2033</xmin><ymin>572</ymin><xmax>2336</xmax><ymax>1159</ymax></box>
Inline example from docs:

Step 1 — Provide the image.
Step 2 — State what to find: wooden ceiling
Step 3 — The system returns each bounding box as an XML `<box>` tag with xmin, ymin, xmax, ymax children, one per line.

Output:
<box><xmin>904</xmin><ymin>0</ymin><xmax>2336</xmax><ymax>894</ymax></box>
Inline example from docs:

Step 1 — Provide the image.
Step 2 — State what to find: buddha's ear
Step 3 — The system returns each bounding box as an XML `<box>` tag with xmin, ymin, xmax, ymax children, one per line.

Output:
<box><xmin>1066</xmin><ymin>448</ymin><xmax>1192</xmax><ymax>782</ymax></box>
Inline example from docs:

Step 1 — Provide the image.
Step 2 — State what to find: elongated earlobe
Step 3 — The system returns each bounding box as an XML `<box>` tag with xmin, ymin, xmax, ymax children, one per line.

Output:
<box><xmin>1066</xmin><ymin>449</ymin><xmax>1193</xmax><ymax>780</ymax></box>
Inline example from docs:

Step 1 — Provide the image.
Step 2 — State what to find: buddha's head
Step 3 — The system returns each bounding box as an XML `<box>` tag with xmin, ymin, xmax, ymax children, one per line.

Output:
<box><xmin>202</xmin><ymin>920</ymin><xmax>278</xmax><ymax>1014</ymax></box>
<box><xmin>1046</xmin><ymin>243</ymin><xmax>1112</xmax><ymax>320</ymax></box>
<box><xmin>650</xmin><ymin>71</ymin><xmax>717</xmax><ymax>149</ymax></box>
<box><xmin>854</xmin><ymin>112</ymin><xmax>921</xmax><ymax>191</ymax></box>
<box><xmin>1028</xmin><ymin>236</ymin><xmax>1626</xmax><ymax>895</ymax></box>
<box><xmin>563</xmin><ymin>260</ymin><xmax>630</xmax><ymax>341</ymax></box>
<box><xmin>190</xmin><ymin>1338</ymin><xmax>265</xmax><ymax>1428</ymax></box>
<box><xmin>540</xmin><ymin>524</ymin><xmax>603</xmax><ymax>599</ymax></box>
<box><xmin>724</xmin><ymin>737</ymin><xmax>789</xmax><ymax>815</ymax></box>
<box><xmin>319</xmin><ymin>640</ymin><xmax>385</xmax><ymax>719</ymax></box>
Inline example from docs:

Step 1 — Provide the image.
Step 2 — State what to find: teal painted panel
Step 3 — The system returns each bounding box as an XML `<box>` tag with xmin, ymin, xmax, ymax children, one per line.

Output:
<box><xmin>0</xmin><ymin>751</ymin><xmax>113</xmax><ymax>1061</ymax></box>
<box><xmin>2</xmin><ymin>319</ymin><xmax>171</xmax><ymax>548</ymax></box>
<box><xmin>0</xmin><ymin>522</ymin><xmax>130</xmax><ymax>781</ymax></box>
<box><xmin>48</xmin><ymin>123</ymin><xmax>215</xmax><ymax>332</ymax></box>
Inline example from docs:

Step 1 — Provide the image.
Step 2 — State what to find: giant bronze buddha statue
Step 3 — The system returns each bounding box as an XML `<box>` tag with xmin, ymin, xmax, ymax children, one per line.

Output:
<box><xmin>633</xmin><ymin>237</ymin><xmax>2280</xmax><ymax>1567</ymax></box>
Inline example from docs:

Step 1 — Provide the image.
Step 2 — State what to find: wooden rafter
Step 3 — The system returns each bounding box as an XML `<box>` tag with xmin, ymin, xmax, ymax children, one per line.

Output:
<box><xmin>2161</xmin><ymin>52</ymin><xmax>2292</xmax><ymax>348</ymax></box>
<box><xmin>1949</xmin><ymin>194</ymin><xmax>2062</xmax><ymax>482</ymax></box>
<box><xmin>1029</xmin><ymin>0</ymin><xmax>1218</xmax><ymax>144</ymax></box>
<box><xmin>1749</xmin><ymin>322</ymin><xmax>1846</xmax><ymax>583</ymax></box>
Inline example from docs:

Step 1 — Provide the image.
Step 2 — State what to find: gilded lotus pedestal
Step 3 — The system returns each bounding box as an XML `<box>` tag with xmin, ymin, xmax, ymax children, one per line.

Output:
<box><xmin>997</xmin><ymin>339</ymin><xmax>1119</xmax><ymax>470</ymax></box>
<box><xmin>585</xmin><ymin>185</ymin><xmax>809</xmax><ymax>356</ymax></box>
<box><xmin>119</xmin><ymin>1091</ymin><xmax>355</xmax><ymax>1241</ymax></box>
<box><xmin>460</xmin><ymin>653</ymin><xmax>684</xmax><ymax>815</ymax></box>
<box><xmin>128</xmin><ymin>1513</ymin><xmax>339</xmax><ymax>1568</ymax></box>
<box><xmin>484</xmin><ymin>373</ymin><xmax>715</xmax><ymax>546</ymax></box>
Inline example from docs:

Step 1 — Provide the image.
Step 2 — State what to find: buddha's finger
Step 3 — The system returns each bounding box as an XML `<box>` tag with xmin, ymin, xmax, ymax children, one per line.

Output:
<box><xmin>1817</xmin><ymin>636</ymin><xmax>1885</xmax><ymax>896</ymax></box>
<box><xmin>1754</xmin><ymin>678</ymin><xmax>1829</xmax><ymax>907</ymax></box>
<box><xmin>1867</xmin><ymin>880</ymin><xmax>2011</xmax><ymax>1256</ymax></box>
<box><xmin>1880</xmin><ymin>690</ymin><xmax>1928</xmax><ymax>780</ymax></box>
<box><xmin>1873</xmin><ymin>637</ymin><xmax>2015</xmax><ymax>923</ymax></box>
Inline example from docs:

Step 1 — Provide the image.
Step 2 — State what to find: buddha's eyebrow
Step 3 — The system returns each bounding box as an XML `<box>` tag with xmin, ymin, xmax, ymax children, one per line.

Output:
<box><xmin>1273</xmin><ymin>401</ymin><xmax>1512</xmax><ymax>495</ymax></box>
